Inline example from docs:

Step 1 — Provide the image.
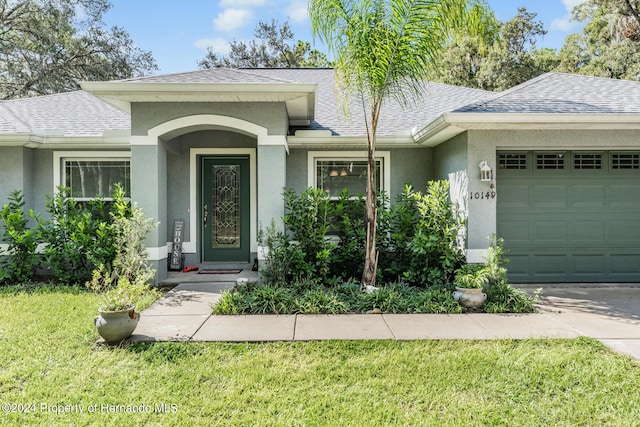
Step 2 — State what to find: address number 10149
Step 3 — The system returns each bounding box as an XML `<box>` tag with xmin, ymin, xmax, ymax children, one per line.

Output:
<box><xmin>469</xmin><ymin>191</ymin><xmax>496</xmax><ymax>200</ymax></box>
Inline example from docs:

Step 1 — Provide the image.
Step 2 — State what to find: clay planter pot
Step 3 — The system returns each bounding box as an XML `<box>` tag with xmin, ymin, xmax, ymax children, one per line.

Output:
<box><xmin>94</xmin><ymin>306</ymin><xmax>139</xmax><ymax>343</ymax></box>
<box><xmin>453</xmin><ymin>287</ymin><xmax>487</xmax><ymax>309</ymax></box>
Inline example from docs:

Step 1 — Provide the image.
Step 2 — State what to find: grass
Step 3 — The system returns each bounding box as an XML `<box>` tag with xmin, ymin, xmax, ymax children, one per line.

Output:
<box><xmin>2</xmin><ymin>285</ymin><xmax>640</xmax><ymax>426</ymax></box>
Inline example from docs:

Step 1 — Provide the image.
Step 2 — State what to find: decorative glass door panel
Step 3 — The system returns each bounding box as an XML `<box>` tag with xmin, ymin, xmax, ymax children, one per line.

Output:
<box><xmin>202</xmin><ymin>157</ymin><xmax>250</xmax><ymax>262</ymax></box>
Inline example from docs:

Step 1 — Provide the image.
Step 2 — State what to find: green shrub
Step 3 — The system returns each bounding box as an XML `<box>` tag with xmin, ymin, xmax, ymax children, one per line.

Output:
<box><xmin>0</xmin><ymin>190</ymin><xmax>41</xmax><ymax>283</ymax></box>
<box><xmin>410</xmin><ymin>287</ymin><xmax>463</xmax><ymax>314</ymax></box>
<box><xmin>295</xmin><ymin>288</ymin><xmax>349</xmax><ymax>314</ymax></box>
<box><xmin>356</xmin><ymin>282</ymin><xmax>414</xmax><ymax>313</ymax></box>
<box><xmin>379</xmin><ymin>185</ymin><xmax>419</xmax><ymax>281</ymax></box>
<box><xmin>212</xmin><ymin>290</ymin><xmax>247</xmax><ymax>315</ymax></box>
<box><xmin>37</xmin><ymin>186</ymin><xmax>131</xmax><ymax>284</ymax></box>
<box><xmin>482</xmin><ymin>236</ymin><xmax>538</xmax><ymax>313</ymax></box>
<box><xmin>88</xmin><ymin>202</ymin><xmax>158</xmax><ymax>310</ymax></box>
<box><xmin>453</xmin><ymin>264</ymin><xmax>489</xmax><ymax>289</ymax></box>
<box><xmin>382</xmin><ymin>182</ymin><xmax>465</xmax><ymax>287</ymax></box>
<box><xmin>484</xmin><ymin>234</ymin><xmax>509</xmax><ymax>286</ymax></box>
<box><xmin>258</xmin><ymin>220</ymin><xmax>309</xmax><ymax>284</ymax></box>
<box><xmin>248</xmin><ymin>283</ymin><xmax>296</xmax><ymax>314</ymax></box>
<box><xmin>484</xmin><ymin>282</ymin><xmax>538</xmax><ymax>313</ymax></box>
<box><xmin>283</xmin><ymin>187</ymin><xmax>335</xmax><ymax>281</ymax></box>
<box><xmin>328</xmin><ymin>190</ymin><xmax>366</xmax><ymax>280</ymax></box>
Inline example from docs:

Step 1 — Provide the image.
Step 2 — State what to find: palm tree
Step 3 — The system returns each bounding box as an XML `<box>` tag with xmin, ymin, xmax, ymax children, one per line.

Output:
<box><xmin>309</xmin><ymin>0</ymin><xmax>491</xmax><ymax>286</ymax></box>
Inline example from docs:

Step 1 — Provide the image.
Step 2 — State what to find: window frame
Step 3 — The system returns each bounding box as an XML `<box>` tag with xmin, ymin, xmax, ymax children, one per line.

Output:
<box><xmin>307</xmin><ymin>151</ymin><xmax>391</xmax><ymax>199</ymax></box>
<box><xmin>53</xmin><ymin>151</ymin><xmax>131</xmax><ymax>201</ymax></box>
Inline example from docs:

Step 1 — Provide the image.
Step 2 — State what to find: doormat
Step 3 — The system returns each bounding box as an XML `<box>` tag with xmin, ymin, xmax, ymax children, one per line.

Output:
<box><xmin>197</xmin><ymin>269</ymin><xmax>243</xmax><ymax>275</ymax></box>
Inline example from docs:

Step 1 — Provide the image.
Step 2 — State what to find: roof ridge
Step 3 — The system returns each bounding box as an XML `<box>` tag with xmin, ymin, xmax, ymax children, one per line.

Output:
<box><xmin>1</xmin><ymin>89</ymin><xmax>87</xmax><ymax>103</ymax></box>
<box><xmin>457</xmin><ymin>72</ymin><xmax>557</xmax><ymax>111</ymax></box>
<box><xmin>233</xmin><ymin>68</ymin><xmax>304</xmax><ymax>84</ymax></box>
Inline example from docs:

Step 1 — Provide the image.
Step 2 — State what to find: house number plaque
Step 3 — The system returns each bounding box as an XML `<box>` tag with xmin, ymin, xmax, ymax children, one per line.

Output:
<box><xmin>469</xmin><ymin>191</ymin><xmax>496</xmax><ymax>200</ymax></box>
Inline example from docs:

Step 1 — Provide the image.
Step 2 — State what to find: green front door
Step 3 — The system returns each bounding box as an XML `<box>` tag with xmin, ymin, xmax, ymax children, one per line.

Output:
<box><xmin>201</xmin><ymin>156</ymin><xmax>250</xmax><ymax>262</ymax></box>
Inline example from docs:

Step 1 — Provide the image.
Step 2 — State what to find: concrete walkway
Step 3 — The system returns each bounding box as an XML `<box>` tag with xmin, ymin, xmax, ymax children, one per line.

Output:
<box><xmin>128</xmin><ymin>282</ymin><xmax>640</xmax><ymax>362</ymax></box>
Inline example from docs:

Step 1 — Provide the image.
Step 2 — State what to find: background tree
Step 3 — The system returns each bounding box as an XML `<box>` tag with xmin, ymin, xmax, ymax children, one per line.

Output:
<box><xmin>309</xmin><ymin>0</ymin><xmax>491</xmax><ymax>287</ymax></box>
<box><xmin>198</xmin><ymin>20</ymin><xmax>331</xmax><ymax>69</ymax></box>
<box><xmin>436</xmin><ymin>7</ymin><xmax>559</xmax><ymax>91</ymax></box>
<box><xmin>557</xmin><ymin>0</ymin><xmax>640</xmax><ymax>79</ymax></box>
<box><xmin>477</xmin><ymin>7</ymin><xmax>559</xmax><ymax>91</ymax></box>
<box><xmin>0</xmin><ymin>0</ymin><xmax>157</xmax><ymax>99</ymax></box>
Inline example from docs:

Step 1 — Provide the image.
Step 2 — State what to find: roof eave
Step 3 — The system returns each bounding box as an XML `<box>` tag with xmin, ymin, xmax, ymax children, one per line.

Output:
<box><xmin>80</xmin><ymin>81</ymin><xmax>317</xmax><ymax>122</ymax></box>
<box><xmin>0</xmin><ymin>131</ymin><xmax>131</xmax><ymax>149</ymax></box>
<box><xmin>414</xmin><ymin>113</ymin><xmax>640</xmax><ymax>146</ymax></box>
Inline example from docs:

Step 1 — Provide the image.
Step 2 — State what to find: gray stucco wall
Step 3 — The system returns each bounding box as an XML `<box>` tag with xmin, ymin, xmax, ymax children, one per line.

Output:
<box><xmin>131</xmin><ymin>142</ymin><xmax>167</xmax><ymax>250</ymax></box>
<box><xmin>32</xmin><ymin>150</ymin><xmax>52</xmax><ymax>218</ymax></box>
<box><xmin>433</xmin><ymin>133</ymin><xmax>468</xmax><ymax>181</ymax></box>
<box><xmin>390</xmin><ymin>148</ymin><xmax>433</xmax><ymax>197</ymax></box>
<box><xmin>0</xmin><ymin>147</ymin><xmax>50</xmax><ymax>220</ymax></box>
<box><xmin>0</xmin><ymin>147</ymin><xmax>28</xmax><ymax>208</ymax></box>
<box><xmin>131</xmin><ymin>103</ymin><xmax>289</xmax><ymax>136</ymax></box>
<box><xmin>258</xmin><ymin>145</ymin><xmax>287</xmax><ymax>232</ymax></box>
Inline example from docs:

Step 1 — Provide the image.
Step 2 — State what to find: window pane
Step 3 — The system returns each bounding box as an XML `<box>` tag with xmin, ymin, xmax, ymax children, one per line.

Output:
<box><xmin>316</xmin><ymin>160</ymin><xmax>381</xmax><ymax>197</ymax></box>
<box><xmin>65</xmin><ymin>160</ymin><xmax>130</xmax><ymax>198</ymax></box>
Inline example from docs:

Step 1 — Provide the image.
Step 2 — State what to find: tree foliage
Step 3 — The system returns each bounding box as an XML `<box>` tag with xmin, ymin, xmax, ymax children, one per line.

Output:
<box><xmin>309</xmin><ymin>0</ymin><xmax>491</xmax><ymax>286</ymax></box>
<box><xmin>0</xmin><ymin>0</ymin><xmax>157</xmax><ymax>99</ymax></box>
<box><xmin>436</xmin><ymin>7</ymin><xmax>559</xmax><ymax>91</ymax></box>
<box><xmin>556</xmin><ymin>0</ymin><xmax>640</xmax><ymax>80</ymax></box>
<box><xmin>198</xmin><ymin>20</ymin><xmax>331</xmax><ymax>69</ymax></box>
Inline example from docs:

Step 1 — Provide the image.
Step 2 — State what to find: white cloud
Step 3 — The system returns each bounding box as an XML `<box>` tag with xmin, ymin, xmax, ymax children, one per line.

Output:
<box><xmin>220</xmin><ymin>0</ymin><xmax>265</xmax><ymax>6</ymax></box>
<box><xmin>549</xmin><ymin>0</ymin><xmax>585</xmax><ymax>32</ymax></box>
<box><xmin>194</xmin><ymin>37</ymin><xmax>231</xmax><ymax>54</ymax></box>
<box><xmin>213</xmin><ymin>8</ymin><xmax>253</xmax><ymax>33</ymax></box>
<box><xmin>287</xmin><ymin>0</ymin><xmax>309</xmax><ymax>23</ymax></box>
<box><xmin>562</xmin><ymin>0</ymin><xmax>585</xmax><ymax>12</ymax></box>
<box><xmin>550</xmin><ymin>17</ymin><xmax>578</xmax><ymax>31</ymax></box>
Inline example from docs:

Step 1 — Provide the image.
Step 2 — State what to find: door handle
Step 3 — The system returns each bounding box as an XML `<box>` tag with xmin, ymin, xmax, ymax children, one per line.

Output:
<box><xmin>203</xmin><ymin>204</ymin><xmax>208</xmax><ymax>227</ymax></box>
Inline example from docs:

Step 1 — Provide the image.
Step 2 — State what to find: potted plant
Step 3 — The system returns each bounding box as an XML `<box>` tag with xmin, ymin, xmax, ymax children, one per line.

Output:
<box><xmin>453</xmin><ymin>264</ymin><xmax>488</xmax><ymax>308</ymax></box>
<box><xmin>93</xmin><ymin>276</ymin><xmax>146</xmax><ymax>343</ymax></box>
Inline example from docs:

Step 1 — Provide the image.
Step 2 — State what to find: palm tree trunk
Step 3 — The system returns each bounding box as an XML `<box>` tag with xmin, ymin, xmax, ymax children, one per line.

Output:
<box><xmin>362</xmin><ymin>109</ymin><xmax>378</xmax><ymax>287</ymax></box>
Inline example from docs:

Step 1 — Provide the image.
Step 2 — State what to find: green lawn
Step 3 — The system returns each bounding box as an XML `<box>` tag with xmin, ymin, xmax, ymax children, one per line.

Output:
<box><xmin>1</xmin><ymin>285</ymin><xmax>640</xmax><ymax>426</ymax></box>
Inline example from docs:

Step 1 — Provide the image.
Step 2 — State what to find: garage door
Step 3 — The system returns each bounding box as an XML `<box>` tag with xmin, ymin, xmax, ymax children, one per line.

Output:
<box><xmin>497</xmin><ymin>151</ymin><xmax>640</xmax><ymax>283</ymax></box>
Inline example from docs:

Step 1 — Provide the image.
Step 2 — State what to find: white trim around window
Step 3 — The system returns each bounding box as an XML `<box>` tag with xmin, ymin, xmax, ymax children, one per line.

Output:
<box><xmin>307</xmin><ymin>151</ymin><xmax>391</xmax><ymax>198</ymax></box>
<box><xmin>53</xmin><ymin>151</ymin><xmax>131</xmax><ymax>198</ymax></box>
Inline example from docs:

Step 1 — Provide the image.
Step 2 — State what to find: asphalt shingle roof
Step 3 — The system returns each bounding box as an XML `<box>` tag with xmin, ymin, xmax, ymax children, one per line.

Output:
<box><xmin>239</xmin><ymin>68</ymin><xmax>495</xmax><ymax>136</ymax></box>
<box><xmin>0</xmin><ymin>91</ymin><xmax>129</xmax><ymax>137</ymax></box>
<box><xmin>3</xmin><ymin>70</ymin><xmax>640</xmax><ymax>139</ymax></box>
<box><xmin>456</xmin><ymin>72</ymin><xmax>640</xmax><ymax>114</ymax></box>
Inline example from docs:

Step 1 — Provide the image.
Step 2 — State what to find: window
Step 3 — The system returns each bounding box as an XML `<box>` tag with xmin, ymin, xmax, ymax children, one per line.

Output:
<box><xmin>573</xmin><ymin>153</ymin><xmax>602</xmax><ymax>170</ymax></box>
<box><xmin>536</xmin><ymin>153</ymin><xmax>565</xmax><ymax>170</ymax></box>
<box><xmin>308</xmin><ymin>151</ymin><xmax>390</xmax><ymax>199</ymax></box>
<box><xmin>54</xmin><ymin>152</ymin><xmax>131</xmax><ymax>200</ymax></box>
<box><xmin>612</xmin><ymin>153</ymin><xmax>640</xmax><ymax>170</ymax></box>
<box><xmin>498</xmin><ymin>153</ymin><xmax>527</xmax><ymax>170</ymax></box>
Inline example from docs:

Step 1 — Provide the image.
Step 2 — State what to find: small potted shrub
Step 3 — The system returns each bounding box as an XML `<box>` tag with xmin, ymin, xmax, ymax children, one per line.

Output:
<box><xmin>453</xmin><ymin>264</ymin><xmax>488</xmax><ymax>308</ymax></box>
<box><xmin>89</xmin><ymin>203</ymin><xmax>158</xmax><ymax>343</ymax></box>
<box><xmin>91</xmin><ymin>266</ymin><xmax>149</xmax><ymax>343</ymax></box>
<box><xmin>92</xmin><ymin>271</ymin><xmax>148</xmax><ymax>343</ymax></box>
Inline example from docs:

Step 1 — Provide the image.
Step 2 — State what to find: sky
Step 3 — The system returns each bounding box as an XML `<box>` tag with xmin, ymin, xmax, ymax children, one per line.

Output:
<box><xmin>104</xmin><ymin>0</ymin><xmax>587</xmax><ymax>75</ymax></box>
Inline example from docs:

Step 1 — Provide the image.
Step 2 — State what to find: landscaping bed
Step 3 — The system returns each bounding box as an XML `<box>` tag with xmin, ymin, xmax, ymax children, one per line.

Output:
<box><xmin>212</xmin><ymin>279</ymin><xmax>536</xmax><ymax>315</ymax></box>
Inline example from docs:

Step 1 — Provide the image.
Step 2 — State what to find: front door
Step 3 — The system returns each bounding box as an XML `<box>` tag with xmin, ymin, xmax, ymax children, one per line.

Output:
<box><xmin>201</xmin><ymin>156</ymin><xmax>250</xmax><ymax>262</ymax></box>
